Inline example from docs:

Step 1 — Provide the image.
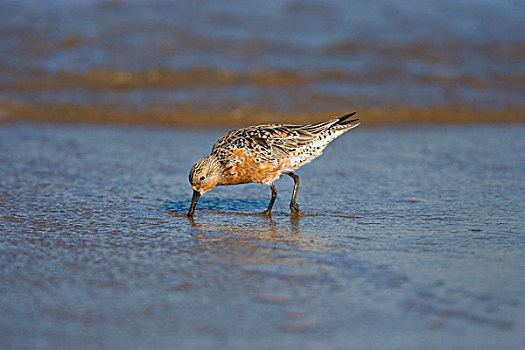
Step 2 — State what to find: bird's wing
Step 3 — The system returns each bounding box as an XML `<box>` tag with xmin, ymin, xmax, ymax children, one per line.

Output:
<box><xmin>263</xmin><ymin>112</ymin><xmax>359</xmax><ymax>159</ymax></box>
<box><xmin>212</xmin><ymin>112</ymin><xmax>358</xmax><ymax>163</ymax></box>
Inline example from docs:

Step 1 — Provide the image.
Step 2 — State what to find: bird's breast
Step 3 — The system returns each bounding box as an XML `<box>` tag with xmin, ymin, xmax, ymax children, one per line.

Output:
<box><xmin>220</xmin><ymin>148</ymin><xmax>289</xmax><ymax>185</ymax></box>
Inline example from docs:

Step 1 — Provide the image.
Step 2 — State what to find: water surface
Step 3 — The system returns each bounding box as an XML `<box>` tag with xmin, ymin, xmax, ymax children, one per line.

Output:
<box><xmin>1</xmin><ymin>123</ymin><xmax>524</xmax><ymax>349</ymax></box>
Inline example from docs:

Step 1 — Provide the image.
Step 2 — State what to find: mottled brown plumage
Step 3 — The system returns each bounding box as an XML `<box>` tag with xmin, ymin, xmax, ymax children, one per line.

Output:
<box><xmin>187</xmin><ymin>112</ymin><xmax>360</xmax><ymax>217</ymax></box>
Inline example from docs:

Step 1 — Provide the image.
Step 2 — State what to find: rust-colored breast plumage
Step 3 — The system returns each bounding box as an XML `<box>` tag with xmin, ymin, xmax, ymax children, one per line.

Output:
<box><xmin>220</xmin><ymin>148</ymin><xmax>288</xmax><ymax>185</ymax></box>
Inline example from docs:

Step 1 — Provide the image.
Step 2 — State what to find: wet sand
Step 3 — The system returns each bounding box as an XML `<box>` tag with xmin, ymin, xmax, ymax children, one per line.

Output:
<box><xmin>1</xmin><ymin>100</ymin><xmax>524</xmax><ymax>128</ymax></box>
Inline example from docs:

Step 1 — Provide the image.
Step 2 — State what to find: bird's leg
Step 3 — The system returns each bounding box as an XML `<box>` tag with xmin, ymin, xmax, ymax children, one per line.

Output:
<box><xmin>287</xmin><ymin>172</ymin><xmax>303</xmax><ymax>216</ymax></box>
<box><xmin>261</xmin><ymin>183</ymin><xmax>277</xmax><ymax>216</ymax></box>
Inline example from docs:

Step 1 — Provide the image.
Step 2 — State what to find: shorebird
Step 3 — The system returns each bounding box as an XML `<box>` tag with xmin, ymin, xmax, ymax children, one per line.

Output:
<box><xmin>187</xmin><ymin>112</ymin><xmax>360</xmax><ymax>217</ymax></box>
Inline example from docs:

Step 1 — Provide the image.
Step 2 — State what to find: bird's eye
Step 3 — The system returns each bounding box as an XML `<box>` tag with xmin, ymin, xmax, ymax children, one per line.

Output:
<box><xmin>200</xmin><ymin>176</ymin><xmax>205</xmax><ymax>181</ymax></box>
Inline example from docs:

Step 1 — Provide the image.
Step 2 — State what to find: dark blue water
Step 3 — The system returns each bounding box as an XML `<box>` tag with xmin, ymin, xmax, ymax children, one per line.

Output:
<box><xmin>1</xmin><ymin>123</ymin><xmax>524</xmax><ymax>349</ymax></box>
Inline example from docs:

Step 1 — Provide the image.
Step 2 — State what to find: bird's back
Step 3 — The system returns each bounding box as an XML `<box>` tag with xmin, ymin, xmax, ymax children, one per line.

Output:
<box><xmin>212</xmin><ymin>113</ymin><xmax>359</xmax><ymax>179</ymax></box>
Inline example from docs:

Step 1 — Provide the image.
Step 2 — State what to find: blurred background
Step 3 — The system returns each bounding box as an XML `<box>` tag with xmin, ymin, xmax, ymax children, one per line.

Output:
<box><xmin>0</xmin><ymin>0</ymin><xmax>524</xmax><ymax>126</ymax></box>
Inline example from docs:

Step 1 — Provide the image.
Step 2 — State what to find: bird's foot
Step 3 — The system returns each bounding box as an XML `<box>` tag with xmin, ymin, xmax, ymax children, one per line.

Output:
<box><xmin>259</xmin><ymin>209</ymin><xmax>273</xmax><ymax>217</ymax></box>
<box><xmin>290</xmin><ymin>202</ymin><xmax>304</xmax><ymax>216</ymax></box>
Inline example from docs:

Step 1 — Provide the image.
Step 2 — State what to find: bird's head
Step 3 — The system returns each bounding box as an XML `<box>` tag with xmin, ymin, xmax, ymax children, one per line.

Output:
<box><xmin>188</xmin><ymin>155</ymin><xmax>222</xmax><ymax>195</ymax></box>
<box><xmin>187</xmin><ymin>155</ymin><xmax>222</xmax><ymax>217</ymax></box>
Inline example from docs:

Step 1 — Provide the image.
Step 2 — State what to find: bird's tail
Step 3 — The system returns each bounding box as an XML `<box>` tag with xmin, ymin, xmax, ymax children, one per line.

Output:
<box><xmin>332</xmin><ymin>112</ymin><xmax>359</xmax><ymax>130</ymax></box>
<box><xmin>286</xmin><ymin>111</ymin><xmax>359</xmax><ymax>136</ymax></box>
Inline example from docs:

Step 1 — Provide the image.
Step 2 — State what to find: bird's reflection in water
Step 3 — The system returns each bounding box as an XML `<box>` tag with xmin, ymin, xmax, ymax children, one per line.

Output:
<box><xmin>185</xmin><ymin>213</ymin><xmax>305</xmax><ymax>267</ymax></box>
<box><xmin>186</xmin><ymin>211</ymin><xmax>302</xmax><ymax>242</ymax></box>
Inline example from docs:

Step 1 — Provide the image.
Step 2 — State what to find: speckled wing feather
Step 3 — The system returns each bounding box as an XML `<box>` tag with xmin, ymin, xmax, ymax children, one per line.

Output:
<box><xmin>211</xmin><ymin>112</ymin><xmax>359</xmax><ymax>165</ymax></box>
<box><xmin>211</xmin><ymin>125</ymin><xmax>298</xmax><ymax>164</ymax></box>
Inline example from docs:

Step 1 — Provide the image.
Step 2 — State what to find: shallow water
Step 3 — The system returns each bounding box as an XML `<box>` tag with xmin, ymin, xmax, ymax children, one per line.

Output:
<box><xmin>0</xmin><ymin>0</ymin><xmax>524</xmax><ymax>124</ymax></box>
<box><xmin>1</xmin><ymin>123</ymin><xmax>524</xmax><ymax>349</ymax></box>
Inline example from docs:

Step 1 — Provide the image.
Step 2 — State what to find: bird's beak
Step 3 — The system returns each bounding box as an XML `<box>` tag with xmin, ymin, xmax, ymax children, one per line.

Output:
<box><xmin>187</xmin><ymin>190</ymin><xmax>201</xmax><ymax>217</ymax></box>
